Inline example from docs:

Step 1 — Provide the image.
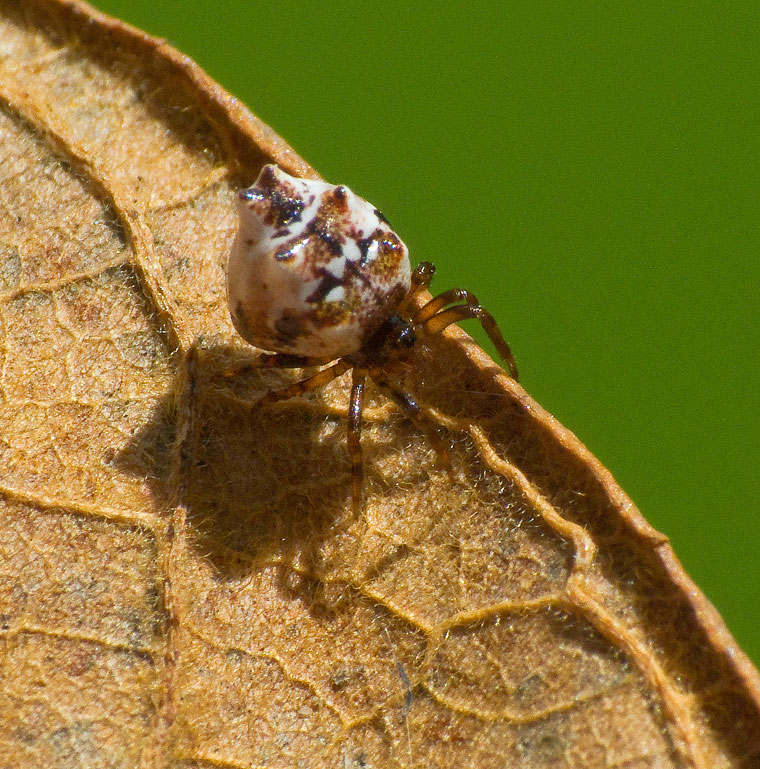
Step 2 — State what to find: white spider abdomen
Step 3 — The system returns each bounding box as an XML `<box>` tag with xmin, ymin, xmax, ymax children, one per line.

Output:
<box><xmin>227</xmin><ymin>165</ymin><xmax>411</xmax><ymax>359</ymax></box>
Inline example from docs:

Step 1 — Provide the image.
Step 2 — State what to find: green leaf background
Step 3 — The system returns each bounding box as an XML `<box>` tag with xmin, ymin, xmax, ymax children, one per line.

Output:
<box><xmin>88</xmin><ymin>0</ymin><xmax>760</xmax><ymax>665</ymax></box>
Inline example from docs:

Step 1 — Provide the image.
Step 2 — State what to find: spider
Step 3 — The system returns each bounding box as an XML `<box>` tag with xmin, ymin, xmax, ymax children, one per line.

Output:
<box><xmin>226</xmin><ymin>164</ymin><xmax>517</xmax><ymax>511</ymax></box>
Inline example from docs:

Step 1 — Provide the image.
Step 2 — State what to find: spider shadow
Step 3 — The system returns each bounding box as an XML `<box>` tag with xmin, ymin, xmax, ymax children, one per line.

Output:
<box><xmin>116</xmin><ymin>340</ymin><xmax>375</xmax><ymax>581</ymax></box>
<box><xmin>117</xmin><ymin>328</ymin><xmax>515</xmax><ymax>586</ymax></box>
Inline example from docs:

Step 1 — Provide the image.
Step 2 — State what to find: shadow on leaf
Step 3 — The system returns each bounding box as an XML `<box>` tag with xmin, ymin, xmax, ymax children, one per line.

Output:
<box><xmin>118</xmin><ymin>340</ymin><xmax>364</xmax><ymax>580</ymax></box>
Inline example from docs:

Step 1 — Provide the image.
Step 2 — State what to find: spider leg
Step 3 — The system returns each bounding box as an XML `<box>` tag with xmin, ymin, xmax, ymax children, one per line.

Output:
<box><xmin>256</xmin><ymin>359</ymin><xmax>352</xmax><ymax>407</ymax></box>
<box><xmin>347</xmin><ymin>368</ymin><xmax>367</xmax><ymax>513</ymax></box>
<box><xmin>257</xmin><ymin>353</ymin><xmax>337</xmax><ymax>369</ymax></box>
<box><xmin>419</xmin><ymin>304</ymin><xmax>519</xmax><ymax>380</ymax></box>
<box><xmin>413</xmin><ymin>287</ymin><xmax>479</xmax><ymax>324</ymax></box>
<box><xmin>397</xmin><ymin>261</ymin><xmax>436</xmax><ymax>317</ymax></box>
<box><xmin>370</xmin><ymin>368</ymin><xmax>453</xmax><ymax>475</ymax></box>
<box><xmin>222</xmin><ymin>352</ymin><xmax>335</xmax><ymax>378</ymax></box>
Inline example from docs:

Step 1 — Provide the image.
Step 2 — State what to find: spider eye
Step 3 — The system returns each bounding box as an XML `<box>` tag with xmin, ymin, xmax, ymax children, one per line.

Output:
<box><xmin>399</xmin><ymin>326</ymin><xmax>416</xmax><ymax>348</ymax></box>
<box><xmin>382</xmin><ymin>315</ymin><xmax>416</xmax><ymax>350</ymax></box>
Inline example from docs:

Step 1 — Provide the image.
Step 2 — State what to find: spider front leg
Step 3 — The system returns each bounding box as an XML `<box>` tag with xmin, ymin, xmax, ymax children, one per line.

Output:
<box><xmin>414</xmin><ymin>287</ymin><xmax>479</xmax><ymax>323</ymax></box>
<box><xmin>418</xmin><ymin>303</ymin><xmax>518</xmax><ymax>380</ymax></box>
<box><xmin>397</xmin><ymin>261</ymin><xmax>436</xmax><ymax>317</ymax></box>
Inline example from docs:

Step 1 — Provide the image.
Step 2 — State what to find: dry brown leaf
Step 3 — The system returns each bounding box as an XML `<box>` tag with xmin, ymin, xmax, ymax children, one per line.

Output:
<box><xmin>1</xmin><ymin>2</ymin><xmax>759</xmax><ymax>768</ymax></box>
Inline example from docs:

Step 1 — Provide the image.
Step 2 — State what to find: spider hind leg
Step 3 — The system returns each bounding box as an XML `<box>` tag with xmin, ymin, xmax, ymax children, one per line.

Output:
<box><xmin>221</xmin><ymin>352</ymin><xmax>336</xmax><ymax>379</ymax></box>
<box><xmin>255</xmin><ymin>359</ymin><xmax>352</xmax><ymax>407</ymax></box>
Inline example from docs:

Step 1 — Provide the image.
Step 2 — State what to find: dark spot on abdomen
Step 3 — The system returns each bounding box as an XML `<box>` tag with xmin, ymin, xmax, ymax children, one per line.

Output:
<box><xmin>275</xmin><ymin>312</ymin><xmax>307</xmax><ymax>343</ymax></box>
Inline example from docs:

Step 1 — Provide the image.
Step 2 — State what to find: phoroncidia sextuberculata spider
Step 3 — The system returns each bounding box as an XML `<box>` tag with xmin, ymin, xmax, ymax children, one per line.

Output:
<box><xmin>226</xmin><ymin>165</ymin><xmax>517</xmax><ymax>511</ymax></box>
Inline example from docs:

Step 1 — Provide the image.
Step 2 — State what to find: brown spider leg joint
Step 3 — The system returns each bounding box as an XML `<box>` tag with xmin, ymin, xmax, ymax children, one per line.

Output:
<box><xmin>348</xmin><ymin>369</ymin><xmax>367</xmax><ymax>513</ymax></box>
<box><xmin>420</xmin><ymin>304</ymin><xmax>518</xmax><ymax>380</ymax></box>
<box><xmin>255</xmin><ymin>359</ymin><xmax>352</xmax><ymax>408</ymax></box>
<box><xmin>398</xmin><ymin>261</ymin><xmax>436</xmax><ymax>317</ymax></box>
<box><xmin>414</xmin><ymin>287</ymin><xmax>479</xmax><ymax>324</ymax></box>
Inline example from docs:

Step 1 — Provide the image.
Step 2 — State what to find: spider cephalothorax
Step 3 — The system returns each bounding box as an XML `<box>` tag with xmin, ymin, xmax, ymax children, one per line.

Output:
<box><xmin>227</xmin><ymin>164</ymin><xmax>517</xmax><ymax>510</ymax></box>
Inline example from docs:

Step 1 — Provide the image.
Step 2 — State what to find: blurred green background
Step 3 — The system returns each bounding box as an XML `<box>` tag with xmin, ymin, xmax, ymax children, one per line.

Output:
<box><xmin>89</xmin><ymin>0</ymin><xmax>759</xmax><ymax>664</ymax></box>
